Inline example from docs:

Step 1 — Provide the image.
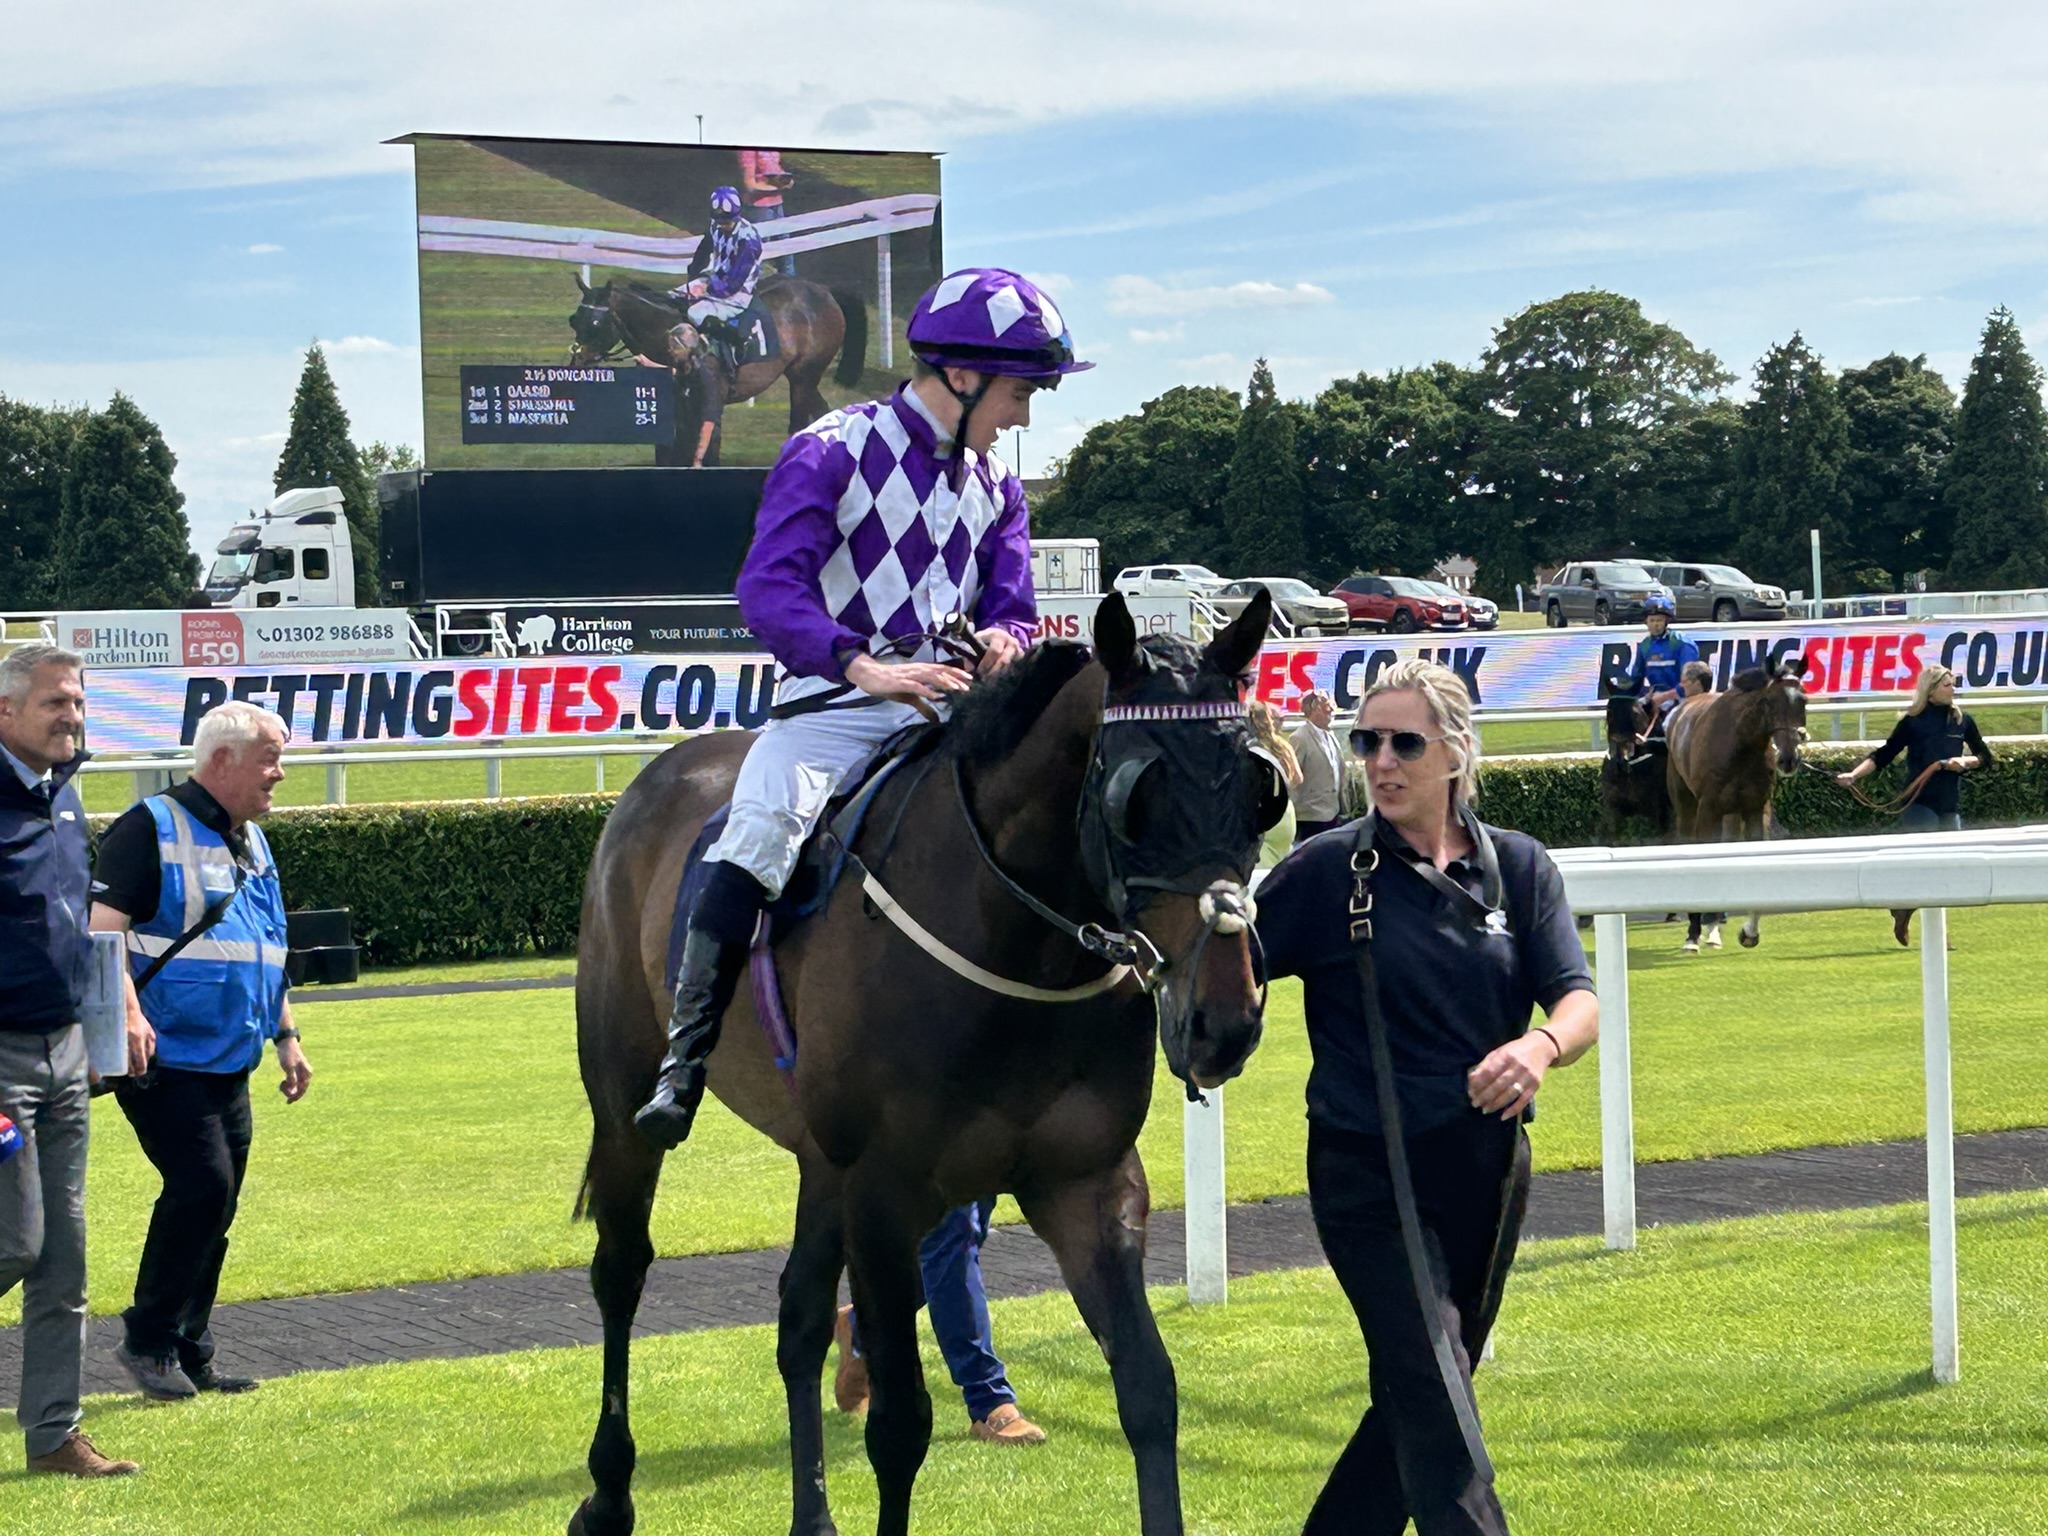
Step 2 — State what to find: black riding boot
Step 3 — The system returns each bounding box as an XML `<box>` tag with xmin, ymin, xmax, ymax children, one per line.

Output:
<box><xmin>635</xmin><ymin>928</ymin><xmax>751</xmax><ymax>1150</ymax></box>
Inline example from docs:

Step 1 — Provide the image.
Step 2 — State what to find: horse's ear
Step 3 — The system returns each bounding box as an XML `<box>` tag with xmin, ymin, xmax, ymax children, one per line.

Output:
<box><xmin>1093</xmin><ymin>593</ymin><xmax>1139</xmax><ymax>685</ymax></box>
<box><xmin>1205</xmin><ymin>587</ymin><xmax>1272</xmax><ymax>681</ymax></box>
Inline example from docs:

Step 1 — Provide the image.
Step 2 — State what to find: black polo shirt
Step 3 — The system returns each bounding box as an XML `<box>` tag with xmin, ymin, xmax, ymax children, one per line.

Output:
<box><xmin>1865</xmin><ymin>708</ymin><xmax>1992</xmax><ymax>818</ymax></box>
<box><xmin>1256</xmin><ymin>814</ymin><xmax>1593</xmax><ymax>1137</ymax></box>
<box><xmin>91</xmin><ymin>779</ymin><xmax>251</xmax><ymax>924</ymax></box>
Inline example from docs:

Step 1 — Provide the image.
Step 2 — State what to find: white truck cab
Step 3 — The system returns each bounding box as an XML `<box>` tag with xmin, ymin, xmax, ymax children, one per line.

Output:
<box><xmin>205</xmin><ymin>487</ymin><xmax>357</xmax><ymax>608</ymax></box>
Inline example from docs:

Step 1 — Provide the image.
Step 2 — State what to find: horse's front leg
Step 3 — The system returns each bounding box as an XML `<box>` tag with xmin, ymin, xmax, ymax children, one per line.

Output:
<box><xmin>780</xmin><ymin>1149</ymin><xmax>848</xmax><ymax>1536</ymax></box>
<box><xmin>1019</xmin><ymin>1150</ymin><xmax>1182</xmax><ymax>1536</ymax></box>
<box><xmin>843</xmin><ymin>1173</ymin><xmax>939</xmax><ymax>1536</ymax></box>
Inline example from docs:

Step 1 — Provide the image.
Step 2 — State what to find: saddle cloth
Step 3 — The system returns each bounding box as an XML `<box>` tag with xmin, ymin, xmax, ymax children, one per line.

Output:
<box><xmin>663</xmin><ymin>723</ymin><xmax>943</xmax><ymax>1085</ymax></box>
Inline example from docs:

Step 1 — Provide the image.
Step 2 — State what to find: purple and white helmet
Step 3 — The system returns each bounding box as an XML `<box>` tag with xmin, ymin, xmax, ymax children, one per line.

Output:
<box><xmin>709</xmin><ymin>185</ymin><xmax>743</xmax><ymax>219</ymax></box>
<box><xmin>908</xmin><ymin>268</ymin><xmax>1093</xmax><ymax>384</ymax></box>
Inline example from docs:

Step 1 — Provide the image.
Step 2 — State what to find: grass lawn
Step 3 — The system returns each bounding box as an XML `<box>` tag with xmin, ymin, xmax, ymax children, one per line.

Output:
<box><xmin>6</xmin><ymin>904</ymin><xmax>2045</xmax><ymax>1326</ymax></box>
<box><xmin>6</xmin><ymin>1192</ymin><xmax>2045</xmax><ymax>1534</ymax></box>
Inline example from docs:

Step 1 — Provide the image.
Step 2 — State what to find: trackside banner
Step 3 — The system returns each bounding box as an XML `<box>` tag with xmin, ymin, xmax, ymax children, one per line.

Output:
<box><xmin>74</xmin><ymin>616</ymin><xmax>2048</xmax><ymax>754</ymax></box>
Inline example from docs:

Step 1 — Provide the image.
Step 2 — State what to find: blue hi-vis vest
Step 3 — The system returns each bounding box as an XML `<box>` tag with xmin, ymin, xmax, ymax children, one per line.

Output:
<box><xmin>126</xmin><ymin>796</ymin><xmax>288</xmax><ymax>1075</ymax></box>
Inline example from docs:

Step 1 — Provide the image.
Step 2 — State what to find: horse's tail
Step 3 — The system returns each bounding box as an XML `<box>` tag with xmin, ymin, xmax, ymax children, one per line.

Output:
<box><xmin>832</xmin><ymin>287</ymin><xmax>868</xmax><ymax>386</ymax></box>
<box><xmin>571</xmin><ymin>1144</ymin><xmax>594</xmax><ymax>1223</ymax></box>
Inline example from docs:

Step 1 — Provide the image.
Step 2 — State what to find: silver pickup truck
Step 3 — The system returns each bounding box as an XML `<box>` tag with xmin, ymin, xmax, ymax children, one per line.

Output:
<box><xmin>1538</xmin><ymin>561</ymin><xmax>1673</xmax><ymax>627</ymax></box>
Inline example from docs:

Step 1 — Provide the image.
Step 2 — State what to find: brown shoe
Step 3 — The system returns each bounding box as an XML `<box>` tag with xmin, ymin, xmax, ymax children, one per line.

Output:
<box><xmin>27</xmin><ymin>1431</ymin><xmax>138</xmax><ymax>1477</ymax></box>
<box><xmin>970</xmin><ymin>1403</ymin><xmax>1046</xmax><ymax>1444</ymax></box>
<box><xmin>832</xmin><ymin>1304</ymin><xmax>869</xmax><ymax>1415</ymax></box>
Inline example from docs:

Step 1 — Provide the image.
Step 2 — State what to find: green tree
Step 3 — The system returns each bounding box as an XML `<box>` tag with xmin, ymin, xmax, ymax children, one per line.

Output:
<box><xmin>1222</xmin><ymin>359</ymin><xmax>1308</xmax><ymax>576</ymax></box>
<box><xmin>275</xmin><ymin>344</ymin><xmax>378</xmax><ymax>605</ymax></box>
<box><xmin>361</xmin><ymin>440</ymin><xmax>420</xmax><ymax>480</ymax></box>
<box><xmin>0</xmin><ymin>396</ymin><xmax>90</xmax><ymax>608</ymax></box>
<box><xmin>1468</xmin><ymin>290</ymin><xmax>1730</xmax><ymax>591</ymax></box>
<box><xmin>50</xmin><ymin>394</ymin><xmax>199</xmax><ymax>609</ymax></box>
<box><xmin>1944</xmin><ymin>308</ymin><xmax>2048</xmax><ymax>590</ymax></box>
<box><xmin>1034</xmin><ymin>384</ymin><xmax>1240</xmax><ymax>576</ymax></box>
<box><xmin>1837</xmin><ymin>354</ymin><xmax>1955</xmax><ymax>590</ymax></box>
<box><xmin>1300</xmin><ymin>362</ymin><xmax>1475</xmax><ymax>582</ymax></box>
<box><xmin>1730</xmin><ymin>335</ymin><xmax>1853</xmax><ymax>594</ymax></box>
<box><xmin>1632</xmin><ymin>397</ymin><xmax>1744</xmax><ymax>562</ymax></box>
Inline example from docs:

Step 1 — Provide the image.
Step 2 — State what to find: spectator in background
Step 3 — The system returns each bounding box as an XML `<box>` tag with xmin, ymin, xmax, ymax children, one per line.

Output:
<box><xmin>1835</xmin><ymin>662</ymin><xmax>1992</xmax><ymax>946</ymax></box>
<box><xmin>1680</xmin><ymin>660</ymin><xmax>1713</xmax><ymax>698</ymax></box>
<box><xmin>1248</xmin><ymin>699</ymin><xmax>1301</xmax><ymax>870</ymax></box>
<box><xmin>0</xmin><ymin>643</ymin><xmax>142</xmax><ymax>1477</ymax></box>
<box><xmin>1288</xmin><ymin>689</ymin><xmax>1346</xmax><ymax>842</ymax></box>
<box><xmin>89</xmin><ymin>701</ymin><xmax>311</xmax><ymax>1401</ymax></box>
<box><xmin>738</xmin><ymin>148</ymin><xmax>794</xmax><ymax>274</ymax></box>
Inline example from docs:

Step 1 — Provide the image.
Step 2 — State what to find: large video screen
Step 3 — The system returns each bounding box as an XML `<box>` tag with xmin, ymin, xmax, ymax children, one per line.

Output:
<box><xmin>401</xmin><ymin>134</ymin><xmax>942</xmax><ymax>470</ymax></box>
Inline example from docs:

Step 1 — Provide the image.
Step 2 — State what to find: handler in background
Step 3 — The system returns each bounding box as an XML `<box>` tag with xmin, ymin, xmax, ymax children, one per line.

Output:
<box><xmin>89</xmin><ymin>701</ymin><xmax>311</xmax><ymax>1400</ymax></box>
<box><xmin>0</xmin><ymin>644</ymin><xmax>142</xmax><ymax>1477</ymax></box>
<box><xmin>1255</xmin><ymin>660</ymin><xmax>1598</xmax><ymax>1535</ymax></box>
<box><xmin>1288</xmin><ymin>689</ymin><xmax>1346</xmax><ymax>842</ymax></box>
<box><xmin>1835</xmin><ymin>661</ymin><xmax>1992</xmax><ymax>946</ymax></box>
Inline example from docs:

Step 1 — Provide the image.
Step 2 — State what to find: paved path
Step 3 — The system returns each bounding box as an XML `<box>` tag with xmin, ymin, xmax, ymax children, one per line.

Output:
<box><xmin>10</xmin><ymin>1127</ymin><xmax>2045</xmax><ymax>1396</ymax></box>
<box><xmin>298</xmin><ymin>974</ymin><xmax>574</xmax><ymax>1003</ymax></box>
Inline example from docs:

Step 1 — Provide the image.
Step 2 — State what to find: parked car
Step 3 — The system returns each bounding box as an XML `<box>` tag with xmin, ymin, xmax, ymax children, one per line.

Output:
<box><xmin>1112</xmin><ymin>563</ymin><xmax>1228</xmax><ymax>599</ymax></box>
<box><xmin>1645</xmin><ymin>562</ymin><xmax>1788</xmax><ymax>623</ymax></box>
<box><xmin>1427</xmin><ymin>581</ymin><xmax>1497</xmax><ymax>630</ymax></box>
<box><xmin>1210</xmin><ymin>578</ymin><xmax>1352</xmax><ymax>637</ymax></box>
<box><xmin>1537</xmin><ymin>562</ymin><xmax>1673</xmax><ymax>626</ymax></box>
<box><xmin>1331</xmin><ymin>574</ymin><xmax>1464</xmax><ymax>633</ymax></box>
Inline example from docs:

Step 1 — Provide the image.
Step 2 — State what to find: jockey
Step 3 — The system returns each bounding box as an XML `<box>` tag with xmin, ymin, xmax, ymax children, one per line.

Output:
<box><xmin>1629</xmin><ymin>592</ymin><xmax>1699</xmax><ymax>729</ymax></box>
<box><xmin>671</xmin><ymin>186</ymin><xmax>764</xmax><ymax>369</ymax></box>
<box><xmin>636</xmin><ymin>268</ymin><xmax>1093</xmax><ymax>1149</ymax></box>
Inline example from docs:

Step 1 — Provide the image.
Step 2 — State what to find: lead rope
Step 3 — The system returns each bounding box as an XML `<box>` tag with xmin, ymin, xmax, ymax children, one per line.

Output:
<box><xmin>1347</xmin><ymin>817</ymin><xmax>1496</xmax><ymax>1486</ymax></box>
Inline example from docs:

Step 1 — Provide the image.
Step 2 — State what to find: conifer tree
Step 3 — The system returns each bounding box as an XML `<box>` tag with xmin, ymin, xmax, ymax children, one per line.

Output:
<box><xmin>275</xmin><ymin>343</ymin><xmax>378</xmax><ymax>604</ymax></box>
<box><xmin>1730</xmin><ymin>335</ymin><xmax>1852</xmax><ymax>593</ymax></box>
<box><xmin>1222</xmin><ymin>360</ymin><xmax>1308</xmax><ymax>576</ymax></box>
<box><xmin>1944</xmin><ymin>308</ymin><xmax>2048</xmax><ymax>589</ymax></box>
<box><xmin>0</xmin><ymin>396</ymin><xmax>90</xmax><ymax>608</ymax></box>
<box><xmin>51</xmin><ymin>394</ymin><xmax>199</xmax><ymax>608</ymax></box>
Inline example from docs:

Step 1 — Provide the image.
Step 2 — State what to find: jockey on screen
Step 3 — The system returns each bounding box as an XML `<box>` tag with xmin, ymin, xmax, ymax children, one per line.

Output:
<box><xmin>636</xmin><ymin>269</ymin><xmax>1092</xmax><ymax>1150</ymax></box>
<box><xmin>671</xmin><ymin>186</ymin><xmax>764</xmax><ymax>371</ymax></box>
<box><xmin>1629</xmin><ymin>592</ymin><xmax>1699</xmax><ymax>730</ymax></box>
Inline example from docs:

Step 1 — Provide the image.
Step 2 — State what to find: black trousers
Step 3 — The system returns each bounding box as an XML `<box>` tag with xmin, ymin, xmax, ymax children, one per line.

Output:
<box><xmin>1304</xmin><ymin>1116</ymin><xmax>1530</xmax><ymax>1536</ymax></box>
<box><xmin>113</xmin><ymin>1066</ymin><xmax>253</xmax><ymax>1369</ymax></box>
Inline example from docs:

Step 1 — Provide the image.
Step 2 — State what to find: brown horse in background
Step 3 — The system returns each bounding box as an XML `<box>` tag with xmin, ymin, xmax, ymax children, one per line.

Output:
<box><xmin>568</xmin><ymin>274</ymin><xmax>866</xmax><ymax>434</ymax></box>
<box><xmin>569</xmin><ymin>593</ymin><xmax>1279</xmax><ymax>1536</ymax></box>
<box><xmin>1665</xmin><ymin>661</ymin><xmax>1808</xmax><ymax>948</ymax></box>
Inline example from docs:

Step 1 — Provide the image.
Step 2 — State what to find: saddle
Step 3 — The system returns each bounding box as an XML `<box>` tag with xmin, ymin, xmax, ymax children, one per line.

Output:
<box><xmin>663</xmin><ymin>722</ymin><xmax>946</xmax><ymax>1085</ymax></box>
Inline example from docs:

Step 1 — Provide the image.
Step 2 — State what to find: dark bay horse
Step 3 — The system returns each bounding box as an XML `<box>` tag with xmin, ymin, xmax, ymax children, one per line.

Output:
<box><xmin>572</xmin><ymin>593</ymin><xmax>1280</xmax><ymax>1536</ymax></box>
<box><xmin>568</xmin><ymin>274</ymin><xmax>867</xmax><ymax>435</ymax></box>
<box><xmin>1599</xmin><ymin>693</ymin><xmax>1671</xmax><ymax>847</ymax></box>
<box><xmin>1665</xmin><ymin>661</ymin><xmax>1808</xmax><ymax>948</ymax></box>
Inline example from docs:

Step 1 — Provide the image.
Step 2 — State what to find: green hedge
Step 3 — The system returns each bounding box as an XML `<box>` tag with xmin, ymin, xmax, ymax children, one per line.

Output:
<box><xmin>91</xmin><ymin>743</ymin><xmax>2048</xmax><ymax>969</ymax></box>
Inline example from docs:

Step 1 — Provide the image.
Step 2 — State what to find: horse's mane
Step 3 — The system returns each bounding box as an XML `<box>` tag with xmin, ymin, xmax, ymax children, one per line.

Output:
<box><xmin>1729</xmin><ymin>668</ymin><xmax>1769</xmax><ymax>693</ymax></box>
<box><xmin>941</xmin><ymin>641</ymin><xmax>1095</xmax><ymax>764</ymax></box>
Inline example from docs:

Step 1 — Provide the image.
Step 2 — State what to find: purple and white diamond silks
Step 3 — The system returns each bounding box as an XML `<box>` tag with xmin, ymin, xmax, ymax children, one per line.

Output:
<box><xmin>735</xmin><ymin>387</ymin><xmax>1038</xmax><ymax>709</ymax></box>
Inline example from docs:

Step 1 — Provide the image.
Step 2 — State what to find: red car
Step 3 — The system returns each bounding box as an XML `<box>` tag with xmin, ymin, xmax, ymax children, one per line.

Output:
<box><xmin>1331</xmin><ymin>574</ymin><xmax>1467</xmax><ymax>633</ymax></box>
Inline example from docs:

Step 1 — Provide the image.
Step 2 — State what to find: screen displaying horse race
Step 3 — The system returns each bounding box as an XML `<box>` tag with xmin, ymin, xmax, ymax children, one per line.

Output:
<box><xmin>401</xmin><ymin>134</ymin><xmax>943</xmax><ymax>470</ymax></box>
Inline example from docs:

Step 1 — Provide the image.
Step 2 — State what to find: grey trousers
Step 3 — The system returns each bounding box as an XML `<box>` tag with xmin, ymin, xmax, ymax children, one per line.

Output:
<box><xmin>0</xmin><ymin>1024</ymin><xmax>90</xmax><ymax>1459</ymax></box>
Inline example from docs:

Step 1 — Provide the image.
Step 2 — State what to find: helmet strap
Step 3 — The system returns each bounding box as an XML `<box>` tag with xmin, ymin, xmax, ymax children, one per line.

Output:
<box><xmin>937</xmin><ymin>369</ymin><xmax>992</xmax><ymax>487</ymax></box>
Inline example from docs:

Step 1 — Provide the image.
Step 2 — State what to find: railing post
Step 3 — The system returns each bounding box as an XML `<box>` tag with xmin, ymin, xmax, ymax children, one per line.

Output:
<box><xmin>595</xmin><ymin>755</ymin><xmax>606</xmax><ymax>793</ymax></box>
<box><xmin>1922</xmin><ymin>906</ymin><xmax>1959</xmax><ymax>1383</ymax></box>
<box><xmin>876</xmin><ymin>235</ymin><xmax>893</xmax><ymax>369</ymax></box>
<box><xmin>1595</xmin><ymin>912</ymin><xmax>1636</xmax><ymax>1251</ymax></box>
<box><xmin>325</xmin><ymin>760</ymin><xmax>345</xmax><ymax>806</ymax></box>
<box><xmin>486</xmin><ymin>756</ymin><xmax>503</xmax><ymax>799</ymax></box>
<box><xmin>1183</xmin><ymin>1086</ymin><xmax>1227</xmax><ymax>1303</ymax></box>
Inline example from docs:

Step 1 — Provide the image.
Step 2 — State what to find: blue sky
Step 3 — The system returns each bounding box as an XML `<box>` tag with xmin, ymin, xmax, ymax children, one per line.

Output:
<box><xmin>4</xmin><ymin>2</ymin><xmax>2046</xmax><ymax>560</ymax></box>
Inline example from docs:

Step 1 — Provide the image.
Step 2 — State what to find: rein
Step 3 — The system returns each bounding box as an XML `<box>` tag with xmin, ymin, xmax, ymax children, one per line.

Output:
<box><xmin>1803</xmin><ymin>756</ymin><xmax>1946</xmax><ymax>817</ymax></box>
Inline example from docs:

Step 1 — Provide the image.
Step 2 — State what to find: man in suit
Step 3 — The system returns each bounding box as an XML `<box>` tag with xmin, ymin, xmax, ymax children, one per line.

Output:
<box><xmin>1288</xmin><ymin>689</ymin><xmax>1347</xmax><ymax>842</ymax></box>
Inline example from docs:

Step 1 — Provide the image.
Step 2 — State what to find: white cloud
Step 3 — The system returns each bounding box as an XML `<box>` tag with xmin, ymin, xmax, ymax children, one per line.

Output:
<box><xmin>246</xmin><ymin>242</ymin><xmax>283</xmax><ymax>254</ymax></box>
<box><xmin>4</xmin><ymin>3</ymin><xmax>2047</xmax><ymax>229</ymax></box>
<box><xmin>1129</xmin><ymin>323</ymin><xmax>1185</xmax><ymax>344</ymax></box>
<box><xmin>1107</xmin><ymin>276</ymin><xmax>1335</xmax><ymax>318</ymax></box>
<box><xmin>321</xmin><ymin>335</ymin><xmax>404</xmax><ymax>354</ymax></box>
<box><xmin>1021</xmin><ymin>271</ymin><xmax>1074</xmax><ymax>296</ymax></box>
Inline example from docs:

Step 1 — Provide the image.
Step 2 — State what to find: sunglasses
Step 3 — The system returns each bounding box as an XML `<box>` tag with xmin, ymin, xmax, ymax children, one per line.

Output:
<box><xmin>1350</xmin><ymin>728</ymin><xmax>1446</xmax><ymax>762</ymax></box>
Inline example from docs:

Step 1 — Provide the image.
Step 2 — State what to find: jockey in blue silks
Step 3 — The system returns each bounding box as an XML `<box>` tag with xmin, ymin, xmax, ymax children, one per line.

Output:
<box><xmin>672</xmin><ymin>185</ymin><xmax>764</xmax><ymax>370</ymax></box>
<box><xmin>1629</xmin><ymin>591</ymin><xmax>1699</xmax><ymax>732</ymax></box>
<box><xmin>636</xmin><ymin>268</ymin><xmax>1093</xmax><ymax>1150</ymax></box>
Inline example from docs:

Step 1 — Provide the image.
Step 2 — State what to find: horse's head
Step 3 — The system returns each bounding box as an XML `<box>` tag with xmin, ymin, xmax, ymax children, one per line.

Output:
<box><xmin>567</xmin><ymin>277</ymin><xmax>619</xmax><ymax>364</ymax></box>
<box><xmin>1732</xmin><ymin>660</ymin><xmax>1809</xmax><ymax>775</ymax></box>
<box><xmin>1081</xmin><ymin>590</ymin><xmax>1282</xmax><ymax>1095</ymax></box>
<box><xmin>1604</xmin><ymin>693</ymin><xmax>1647</xmax><ymax>759</ymax></box>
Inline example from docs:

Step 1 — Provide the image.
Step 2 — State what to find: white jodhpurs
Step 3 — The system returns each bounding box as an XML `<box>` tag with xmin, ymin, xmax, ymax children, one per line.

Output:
<box><xmin>687</xmin><ymin>295</ymin><xmax>750</xmax><ymax>329</ymax></box>
<box><xmin>703</xmin><ymin>700</ymin><xmax>935</xmax><ymax>898</ymax></box>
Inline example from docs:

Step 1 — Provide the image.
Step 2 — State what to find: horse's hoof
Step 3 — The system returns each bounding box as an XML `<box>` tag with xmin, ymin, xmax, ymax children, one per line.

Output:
<box><xmin>1705</xmin><ymin>929</ymin><xmax>1723</xmax><ymax>949</ymax></box>
<box><xmin>1738</xmin><ymin>930</ymin><xmax>1760</xmax><ymax>949</ymax></box>
<box><xmin>1681</xmin><ymin>940</ymin><xmax>1699</xmax><ymax>954</ymax></box>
